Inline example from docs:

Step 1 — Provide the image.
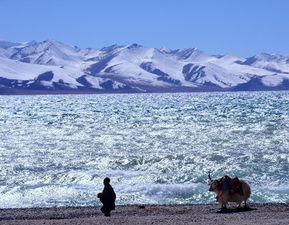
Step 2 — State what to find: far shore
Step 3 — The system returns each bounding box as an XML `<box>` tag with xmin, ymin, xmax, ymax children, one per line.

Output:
<box><xmin>0</xmin><ymin>203</ymin><xmax>288</xmax><ymax>225</ymax></box>
<box><xmin>2</xmin><ymin>88</ymin><xmax>289</xmax><ymax>96</ymax></box>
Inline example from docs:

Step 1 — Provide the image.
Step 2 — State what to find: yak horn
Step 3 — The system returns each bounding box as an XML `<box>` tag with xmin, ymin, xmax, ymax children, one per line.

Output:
<box><xmin>208</xmin><ymin>170</ymin><xmax>213</xmax><ymax>181</ymax></box>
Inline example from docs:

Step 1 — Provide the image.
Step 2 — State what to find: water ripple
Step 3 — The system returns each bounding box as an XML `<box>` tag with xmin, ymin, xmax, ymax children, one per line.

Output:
<box><xmin>0</xmin><ymin>91</ymin><xmax>288</xmax><ymax>208</ymax></box>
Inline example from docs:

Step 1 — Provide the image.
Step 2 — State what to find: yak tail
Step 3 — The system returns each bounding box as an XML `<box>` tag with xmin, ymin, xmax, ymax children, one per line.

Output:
<box><xmin>240</xmin><ymin>180</ymin><xmax>251</xmax><ymax>201</ymax></box>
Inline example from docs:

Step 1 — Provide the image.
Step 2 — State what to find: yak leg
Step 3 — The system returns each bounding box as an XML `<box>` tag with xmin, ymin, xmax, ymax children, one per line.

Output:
<box><xmin>244</xmin><ymin>200</ymin><xmax>248</xmax><ymax>208</ymax></box>
<box><xmin>237</xmin><ymin>201</ymin><xmax>243</xmax><ymax>208</ymax></box>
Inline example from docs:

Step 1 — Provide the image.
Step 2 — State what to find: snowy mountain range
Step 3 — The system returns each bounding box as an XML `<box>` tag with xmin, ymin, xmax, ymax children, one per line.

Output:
<box><xmin>1</xmin><ymin>39</ymin><xmax>289</xmax><ymax>94</ymax></box>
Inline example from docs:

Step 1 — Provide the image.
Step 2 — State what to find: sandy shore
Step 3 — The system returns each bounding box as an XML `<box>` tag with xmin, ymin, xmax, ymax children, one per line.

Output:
<box><xmin>0</xmin><ymin>203</ymin><xmax>288</xmax><ymax>225</ymax></box>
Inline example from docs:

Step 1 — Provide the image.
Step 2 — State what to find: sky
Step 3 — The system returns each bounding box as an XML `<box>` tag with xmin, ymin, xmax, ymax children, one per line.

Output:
<box><xmin>0</xmin><ymin>0</ymin><xmax>289</xmax><ymax>57</ymax></box>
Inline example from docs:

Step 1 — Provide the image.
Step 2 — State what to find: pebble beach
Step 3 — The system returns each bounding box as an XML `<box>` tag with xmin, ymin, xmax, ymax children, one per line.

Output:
<box><xmin>0</xmin><ymin>203</ymin><xmax>288</xmax><ymax>225</ymax></box>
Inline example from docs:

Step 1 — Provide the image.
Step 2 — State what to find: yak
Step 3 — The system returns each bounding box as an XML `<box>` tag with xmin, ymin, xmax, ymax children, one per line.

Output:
<box><xmin>208</xmin><ymin>172</ymin><xmax>251</xmax><ymax>209</ymax></box>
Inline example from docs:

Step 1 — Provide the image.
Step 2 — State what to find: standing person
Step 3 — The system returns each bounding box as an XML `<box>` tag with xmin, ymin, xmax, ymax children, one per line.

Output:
<box><xmin>97</xmin><ymin>177</ymin><xmax>116</xmax><ymax>217</ymax></box>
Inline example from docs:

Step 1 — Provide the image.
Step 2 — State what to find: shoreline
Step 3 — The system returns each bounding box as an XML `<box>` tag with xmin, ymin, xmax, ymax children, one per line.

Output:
<box><xmin>0</xmin><ymin>203</ymin><xmax>288</xmax><ymax>225</ymax></box>
<box><xmin>1</xmin><ymin>88</ymin><xmax>289</xmax><ymax>96</ymax></box>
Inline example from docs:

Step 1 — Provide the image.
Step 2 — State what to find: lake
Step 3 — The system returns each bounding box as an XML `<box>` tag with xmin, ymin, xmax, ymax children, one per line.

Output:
<box><xmin>0</xmin><ymin>91</ymin><xmax>288</xmax><ymax>208</ymax></box>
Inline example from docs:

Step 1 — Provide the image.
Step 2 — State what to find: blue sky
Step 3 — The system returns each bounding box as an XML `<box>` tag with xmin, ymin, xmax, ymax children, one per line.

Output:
<box><xmin>1</xmin><ymin>0</ymin><xmax>289</xmax><ymax>56</ymax></box>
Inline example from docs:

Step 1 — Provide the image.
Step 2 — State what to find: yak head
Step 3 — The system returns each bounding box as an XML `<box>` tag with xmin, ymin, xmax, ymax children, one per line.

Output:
<box><xmin>208</xmin><ymin>171</ymin><xmax>222</xmax><ymax>192</ymax></box>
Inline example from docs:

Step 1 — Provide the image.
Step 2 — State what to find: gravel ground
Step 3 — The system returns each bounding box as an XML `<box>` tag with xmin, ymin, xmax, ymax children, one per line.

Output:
<box><xmin>0</xmin><ymin>203</ymin><xmax>288</xmax><ymax>225</ymax></box>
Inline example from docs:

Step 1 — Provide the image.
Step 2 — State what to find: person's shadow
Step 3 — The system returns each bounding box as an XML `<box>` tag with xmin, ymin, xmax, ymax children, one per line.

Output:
<box><xmin>217</xmin><ymin>207</ymin><xmax>257</xmax><ymax>214</ymax></box>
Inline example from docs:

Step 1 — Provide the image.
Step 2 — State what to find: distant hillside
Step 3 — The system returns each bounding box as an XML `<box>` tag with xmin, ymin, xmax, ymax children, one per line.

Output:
<box><xmin>1</xmin><ymin>39</ymin><xmax>289</xmax><ymax>94</ymax></box>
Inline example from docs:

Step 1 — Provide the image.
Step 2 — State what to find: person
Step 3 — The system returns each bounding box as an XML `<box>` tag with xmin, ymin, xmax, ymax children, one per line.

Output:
<box><xmin>221</xmin><ymin>175</ymin><xmax>231</xmax><ymax>193</ymax></box>
<box><xmin>97</xmin><ymin>177</ymin><xmax>116</xmax><ymax>217</ymax></box>
<box><xmin>215</xmin><ymin>175</ymin><xmax>231</xmax><ymax>202</ymax></box>
<box><xmin>221</xmin><ymin>175</ymin><xmax>243</xmax><ymax>195</ymax></box>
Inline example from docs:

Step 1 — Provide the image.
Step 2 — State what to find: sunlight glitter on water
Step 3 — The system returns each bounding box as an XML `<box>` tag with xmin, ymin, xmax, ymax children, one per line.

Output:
<box><xmin>0</xmin><ymin>91</ymin><xmax>288</xmax><ymax>208</ymax></box>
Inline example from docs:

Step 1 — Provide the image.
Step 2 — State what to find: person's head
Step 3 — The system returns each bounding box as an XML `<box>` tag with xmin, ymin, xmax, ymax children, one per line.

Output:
<box><xmin>103</xmin><ymin>177</ymin><xmax>110</xmax><ymax>185</ymax></box>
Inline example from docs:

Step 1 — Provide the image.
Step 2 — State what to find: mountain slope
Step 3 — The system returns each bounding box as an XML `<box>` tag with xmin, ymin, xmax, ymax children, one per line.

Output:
<box><xmin>1</xmin><ymin>39</ymin><xmax>289</xmax><ymax>94</ymax></box>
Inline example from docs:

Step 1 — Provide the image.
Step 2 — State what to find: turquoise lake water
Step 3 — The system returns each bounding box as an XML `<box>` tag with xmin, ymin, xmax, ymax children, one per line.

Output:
<box><xmin>0</xmin><ymin>91</ymin><xmax>288</xmax><ymax>208</ymax></box>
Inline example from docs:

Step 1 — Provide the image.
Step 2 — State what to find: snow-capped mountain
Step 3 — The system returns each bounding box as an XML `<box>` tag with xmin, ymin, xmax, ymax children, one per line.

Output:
<box><xmin>1</xmin><ymin>39</ymin><xmax>289</xmax><ymax>94</ymax></box>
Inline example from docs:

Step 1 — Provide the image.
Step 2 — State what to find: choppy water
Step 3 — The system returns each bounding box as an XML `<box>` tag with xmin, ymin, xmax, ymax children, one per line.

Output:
<box><xmin>0</xmin><ymin>91</ymin><xmax>288</xmax><ymax>208</ymax></box>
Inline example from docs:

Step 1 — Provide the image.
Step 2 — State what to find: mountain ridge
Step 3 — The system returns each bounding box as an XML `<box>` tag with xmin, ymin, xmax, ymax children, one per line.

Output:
<box><xmin>1</xmin><ymin>39</ymin><xmax>289</xmax><ymax>94</ymax></box>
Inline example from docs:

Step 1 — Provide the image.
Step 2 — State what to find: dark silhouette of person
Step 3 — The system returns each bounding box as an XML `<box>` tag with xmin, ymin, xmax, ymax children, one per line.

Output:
<box><xmin>97</xmin><ymin>177</ymin><xmax>116</xmax><ymax>216</ymax></box>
